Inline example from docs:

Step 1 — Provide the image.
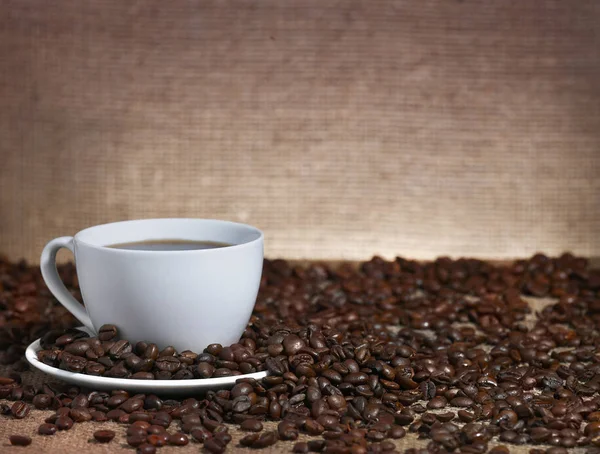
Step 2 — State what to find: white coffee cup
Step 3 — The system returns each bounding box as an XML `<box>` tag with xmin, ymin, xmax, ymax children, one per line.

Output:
<box><xmin>40</xmin><ymin>219</ymin><xmax>264</xmax><ymax>351</ymax></box>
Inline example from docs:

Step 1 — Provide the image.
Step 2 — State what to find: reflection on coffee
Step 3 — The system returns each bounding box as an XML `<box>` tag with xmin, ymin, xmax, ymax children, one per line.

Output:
<box><xmin>106</xmin><ymin>239</ymin><xmax>232</xmax><ymax>251</ymax></box>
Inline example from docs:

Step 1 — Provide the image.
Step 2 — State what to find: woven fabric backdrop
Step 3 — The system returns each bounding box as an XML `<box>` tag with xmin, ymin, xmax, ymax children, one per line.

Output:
<box><xmin>0</xmin><ymin>0</ymin><xmax>599</xmax><ymax>263</ymax></box>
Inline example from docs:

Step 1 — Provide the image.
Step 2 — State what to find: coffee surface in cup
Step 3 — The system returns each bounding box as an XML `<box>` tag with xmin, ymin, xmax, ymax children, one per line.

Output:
<box><xmin>106</xmin><ymin>239</ymin><xmax>232</xmax><ymax>251</ymax></box>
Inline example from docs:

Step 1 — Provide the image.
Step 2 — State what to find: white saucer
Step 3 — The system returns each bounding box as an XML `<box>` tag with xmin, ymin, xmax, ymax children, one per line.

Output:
<box><xmin>26</xmin><ymin>333</ymin><xmax>268</xmax><ymax>396</ymax></box>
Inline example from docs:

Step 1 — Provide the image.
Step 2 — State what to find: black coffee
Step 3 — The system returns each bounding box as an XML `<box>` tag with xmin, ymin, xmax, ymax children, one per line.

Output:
<box><xmin>106</xmin><ymin>239</ymin><xmax>232</xmax><ymax>251</ymax></box>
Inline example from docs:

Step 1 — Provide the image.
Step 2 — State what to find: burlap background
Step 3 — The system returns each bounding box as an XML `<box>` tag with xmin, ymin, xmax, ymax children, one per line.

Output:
<box><xmin>0</xmin><ymin>0</ymin><xmax>598</xmax><ymax>263</ymax></box>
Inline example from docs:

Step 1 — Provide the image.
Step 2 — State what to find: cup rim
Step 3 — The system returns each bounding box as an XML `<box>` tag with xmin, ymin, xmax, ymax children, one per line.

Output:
<box><xmin>73</xmin><ymin>218</ymin><xmax>264</xmax><ymax>254</ymax></box>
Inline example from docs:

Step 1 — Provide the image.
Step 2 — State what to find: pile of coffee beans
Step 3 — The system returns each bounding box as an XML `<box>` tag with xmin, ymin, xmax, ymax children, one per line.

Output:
<box><xmin>1</xmin><ymin>253</ymin><xmax>600</xmax><ymax>453</ymax></box>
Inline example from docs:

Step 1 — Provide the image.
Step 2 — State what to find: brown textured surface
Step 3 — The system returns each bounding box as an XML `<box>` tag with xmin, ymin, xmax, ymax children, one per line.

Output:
<box><xmin>0</xmin><ymin>296</ymin><xmax>575</xmax><ymax>454</ymax></box>
<box><xmin>1</xmin><ymin>0</ymin><xmax>599</xmax><ymax>263</ymax></box>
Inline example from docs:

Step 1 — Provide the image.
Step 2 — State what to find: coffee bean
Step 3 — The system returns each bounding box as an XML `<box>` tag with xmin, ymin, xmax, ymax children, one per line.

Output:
<box><xmin>155</xmin><ymin>356</ymin><xmax>181</xmax><ymax>372</ymax></box>
<box><xmin>136</xmin><ymin>443</ymin><xmax>156</xmax><ymax>454</ymax></box>
<box><xmin>345</xmin><ymin>372</ymin><xmax>369</xmax><ymax>385</ymax></box>
<box><xmin>93</xmin><ymin>430</ymin><xmax>115</xmax><ymax>443</ymax></box>
<box><xmin>421</xmin><ymin>380</ymin><xmax>436</xmax><ymax>400</ymax></box>
<box><xmin>283</xmin><ymin>334</ymin><xmax>306</xmax><ymax>355</ymax></box>
<box><xmin>278</xmin><ymin>420</ymin><xmax>299</xmax><ymax>440</ymax></box>
<box><xmin>450</xmin><ymin>397</ymin><xmax>474</xmax><ymax>408</ymax></box>
<box><xmin>11</xmin><ymin>401</ymin><xmax>30</xmax><ymax>419</ymax></box>
<box><xmin>266</xmin><ymin>357</ymin><xmax>285</xmax><ymax>375</ymax></box>
<box><xmin>388</xmin><ymin>425</ymin><xmax>406</xmax><ymax>439</ymax></box>
<box><xmin>109</xmin><ymin>339</ymin><xmax>132</xmax><ymax>359</ymax></box>
<box><xmin>204</xmin><ymin>437</ymin><xmax>227</xmax><ymax>453</ymax></box>
<box><xmin>252</xmin><ymin>431</ymin><xmax>279</xmax><ymax>448</ymax></box>
<box><xmin>65</xmin><ymin>340</ymin><xmax>90</xmax><ymax>355</ymax></box>
<box><xmin>127</xmin><ymin>434</ymin><xmax>147</xmax><ymax>447</ymax></box>
<box><xmin>307</xmin><ymin>440</ymin><xmax>326</xmax><ymax>452</ymax></box>
<box><xmin>168</xmin><ymin>432</ymin><xmax>189</xmax><ymax>446</ymax></box>
<box><xmin>0</xmin><ymin>376</ymin><xmax>15</xmax><ymax>386</ymax></box>
<box><xmin>106</xmin><ymin>408</ymin><xmax>125</xmax><ymax>421</ymax></box>
<box><xmin>196</xmin><ymin>362</ymin><xmax>215</xmax><ymax>378</ymax></box>
<box><xmin>127</xmin><ymin>427</ymin><xmax>147</xmax><ymax>438</ymax></box>
<box><xmin>151</xmin><ymin>411</ymin><xmax>172</xmax><ymax>428</ymax></box>
<box><xmin>98</xmin><ymin>324</ymin><xmax>118</xmax><ymax>341</ymax></box>
<box><xmin>32</xmin><ymin>393</ymin><xmax>52</xmax><ymax>410</ymax></box>
<box><xmin>120</xmin><ymin>398</ymin><xmax>144</xmax><ymax>413</ymax></box>
<box><xmin>147</xmin><ymin>433</ymin><xmax>168</xmax><ymax>447</ymax></box>
<box><xmin>91</xmin><ymin>411</ymin><xmax>108</xmax><ymax>422</ymax></box>
<box><xmin>427</xmin><ymin>396</ymin><xmax>447</xmax><ymax>409</ymax></box>
<box><xmin>190</xmin><ymin>427</ymin><xmax>212</xmax><ymax>442</ymax></box>
<box><xmin>241</xmin><ymin>418</ymin><xmax>263</xmax><ymax>432</ymax></box>
<box><xmin>458</xmin><ymin>409</ymin><xmax>476</xmax><ymax>423</ymax></box>
<box><xmin>159</xmin><ymin>346</ymin><xmax>176</xmax><ymax>357</ymax></box>
<box><xmin>60</xmin><ymin>352</ymin><xmax>87</xmax><ymax>372</ymax></box>
<box><xmin>38</xmin><ymin>423</ymin><xmax>58</xmax><ymax>435</ymax></box>
<box><xmin>305</xmin><ymin>418</ymin><xmax>325</xmax><ymax>435</ymax></box>
<box><xmin>55</xmin><ymin>415</ymin><xmax>74</xmax><ymax>430</ymax></box>
<box><xmin>9</xmin><ymin>435</ymin><xmax>32</xmax><ymax>446</ymax></box>
<box><xmin>70</xmin><ymin>408</ymin><xmax>92</xmax><ymax>422</ymax></box>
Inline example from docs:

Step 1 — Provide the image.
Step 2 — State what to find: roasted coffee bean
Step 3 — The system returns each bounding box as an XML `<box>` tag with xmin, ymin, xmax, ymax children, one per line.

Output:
<box><xmin>168</xmin><ymin>432</ymin><xmax>189</xmax><ymax>446</ymax></box>
<box><xmin>450</xmin><ymin>397</ymin><xmax>474</xmax><ymax>408</ymax></box>
<box><xmin>305</xmin><ymin>418</ymin><xmax>325</xmax><ymax>435</ymax></box>
<box><xmin>190</xmin><ymin>427</ymin><xmax>212</xmax><ymax>442</ymax></box>
<box><xmin>70</xmin><ymin>408</ymin><xmax>92</xmax><ymax>422</ymax></box>
<box><xmin>9</xmin><ymin>435</ymin><xmax>32</xmax><ymax>446</ymax></box>
<box><xmin>307</xmin><ymin>440</ymin><xmax>326</xmax><ymax>452</ymax></box>
<box><xmin>127</xmin><ymin>435</ymin><xmax>147</xmax><ymax>447</ymax></box>
<box><xmin>147</xmin><ymin>433</ymin><xmax>168</xmax><ymax>447</ymax></box>
<box><xmin>458</xmin><ymin>409</ymin><xmax>476</xmax><ymax>422</ymax></box>
<box><xmin>32</xmin><ymin>393</ymin><xmax>52</xmax><ymax>410</ymax></box>
<box><xmin>93</xmin><ymin>430</ymin><xmax>115</xmax><ymax>443</ymax></box>
<box><xmin>109</xmin><ymin>339</ymin><xmax>132</xmax><ymax>359</ymax></box>
<box><xmin>11</xmin><ymin>401</ymin><xmax>30</xmax><ymax>419</ymax></box>
<box><xmin>204</xmin><ymin>437</ymin><xmax>227</xmax><ymax>453</ymax></box>
<box><xmin>283</xmin><ymin>334</ymin><xmax>306</xmax><ymax>355</ymax></box>
<box><xmin>71</xmin><ymin>393</ymin><xmax>89</xmax><ymax>408</ymax></box>
<box><xmin>136</xmin><ymin>444</ymin><xmax>156</xmax><ymax>454</ymax></box>
<box><xmin>252</xmin><ymin>431</ymin><xmax>279</xmax><ymax>448</ymax></box>
<box><xmin>120</xmin><ymin>398</ymin><xmax>144</xmax><ymax>413</ymax></box>
<box><xmin>127</xmin><ymin>424</ymin><xmax>149</xmax><ymax>436</ymax></box>
<box><xmin>427</xmin><ymin>396</ymin><xmax>447</xmax><ymax>409</ymax></box>
<box><xmin>0</xmin><ymin>376</ymin><xmax>15</xmax><ymax>386</ymax></box>
<box><xmin>55</xmin><ymin>416</ymin><xmax>74</xmax><ymax>430</ymax></box>
<box><xmin>65</xmin><ymin>340</ymin><xmax>90</xmax><ymax>355</ymax></box>
<box><xmin>196</xmin><ymin>362</ymin><xmax>215</xmax><ymax>378</ymax></box>
<box><xmin>91</xmin><ymin>411</ymin><xmax>108</xmax><ymax>422</ymax></box>
<box><xmin>98</xmin><ymin>324</ymin><xmax>118</xmax><ymax>341</ymax></box>
<box><xmin>278</xmin><ymin>420</ymin><xmax>299</xmax><ymax>440</ymax></box>
<box><xmin>388</xmin><ymin>425</ymin><xmax>406</xmax><ymax>439</ymax></box>
<box><xmin>144</xmin><ymin>395</ymin><xmax>162</xmax><ymax>410</ymax></box>
<box><xmin>240</xmin><ymin>418</ymin><xmax>263</xmax><ymax>432</ymax></box>
<box><xmin>106</xmin><ymin>409</ymin><xmax>126</xmax><ymax>421</ymax></box>
<box><xmin>151</xmin><ymin>411</ymin><xmax>172</xmax><ymax>428</ymax></box>
<box><xmin>421</xmin><ymin>381</ymin><xmax>436</xmax><ymax>400</ymax></box>
<box><xmin>155</xmin><ymin>356</ymin><xmax>181</xmax><ymax>372</ymax></box>
<box><xmin>38</xmin><ymin>423</ymin><xmax>58</xmax><ymax>435</ymax></box>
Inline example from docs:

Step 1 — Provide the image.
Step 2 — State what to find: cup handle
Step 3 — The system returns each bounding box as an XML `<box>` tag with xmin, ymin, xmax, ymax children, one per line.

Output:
<box><xmin>40</xmin><ymin>236</ymin><xmax>95</xmax><ymax>332</ymax></box>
